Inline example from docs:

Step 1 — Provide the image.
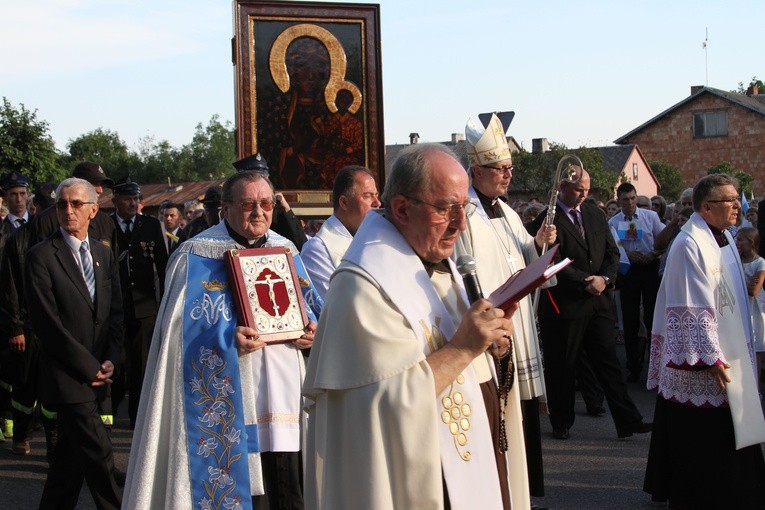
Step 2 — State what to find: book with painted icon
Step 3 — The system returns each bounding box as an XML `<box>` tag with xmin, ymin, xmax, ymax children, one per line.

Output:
<box><xmin>225</xmin><ymin>246</ymin><xmax>309</xmax><ymax>344</ymax></box>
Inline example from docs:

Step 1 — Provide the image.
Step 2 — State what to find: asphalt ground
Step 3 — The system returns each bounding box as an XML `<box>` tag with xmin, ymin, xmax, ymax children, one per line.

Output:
<box><xmin>1</xmin><ymin>353</ymin><xmax>762</xmax><ymax>509</ymax></box>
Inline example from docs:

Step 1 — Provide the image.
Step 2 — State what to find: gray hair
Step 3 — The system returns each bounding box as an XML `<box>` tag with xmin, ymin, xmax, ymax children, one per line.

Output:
<box><xmin>692</xmin><ymin>174</ymin><xmax>739</xmax><ymax>211</ymax></box>
<box><xmin>381</xmin><ymin>143</ymin><xmax>459</xmax><ymax>216</ymax></box>
<box><xmin>222</xmin><ymin>171</ymin><xmax>274</xmax><ymax>203</ymax></box>
<box><xmin>56</xmin><ymin>177</ymin><xmax>97</xmax><ymax>203</ymax></box>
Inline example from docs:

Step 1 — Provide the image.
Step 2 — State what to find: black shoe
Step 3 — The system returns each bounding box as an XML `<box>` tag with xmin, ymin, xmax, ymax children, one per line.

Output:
<box><xmin>586</xmin><ymin>404</ymin><xmax>606</xmax><ymax>416</ymax></box>
<box><xmin>617</xmin><ymin>421</ymin><xmax>652</xmax><ymax>438</ymax></box>
<box><xmin>552</xmin><ymin>428</ymin><xmax>570</xmax><ymax>440</ymax></box>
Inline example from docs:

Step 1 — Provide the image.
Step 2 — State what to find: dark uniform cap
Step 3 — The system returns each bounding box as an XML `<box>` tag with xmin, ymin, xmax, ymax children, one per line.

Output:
<box><xmin>112</xmin><ymin>176</ymin><xmax>141</xmax><ymax>196</ymax></box>
<box><xmin>202</xmin><ymin>185</ymin><xmax>223</xmax><ymax>208</ymax></box>
<box><xmin>72</xmin><ymin>161</ymin><xmax>114</xmax><ymax>188</ymax></box>
<box><xmin>232</xmin><ymin>153</ymin><xmax>269</xmax><ymax>174</ymax></box>
<box><xmin>2</xmin><ymin>171</ymin><xmax>30</xmax><ymax>189</ymax></box>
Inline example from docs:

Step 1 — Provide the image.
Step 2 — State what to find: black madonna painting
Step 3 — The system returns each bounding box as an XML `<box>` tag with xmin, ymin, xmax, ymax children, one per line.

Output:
<box><xmin>234</xmin><ymin>1</ymin><xmax>384</xmax><ymax>192</ymax></box>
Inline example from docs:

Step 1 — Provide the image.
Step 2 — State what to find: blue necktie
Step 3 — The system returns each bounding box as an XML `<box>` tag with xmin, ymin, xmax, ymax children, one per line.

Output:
<box><xmin>80</xmin><ymin>240</ymin><xmax>96</xmax><ymax>302</ymax></box>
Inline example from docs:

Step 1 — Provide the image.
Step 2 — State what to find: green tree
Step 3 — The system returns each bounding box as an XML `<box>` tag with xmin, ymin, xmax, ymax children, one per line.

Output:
<box><xmin>176</xmin><ymin>115</ymin><xmax>236</xmax><ymax>181</ymax></box>
<box><xmin>706</xmin><ymin>161</ymin><xmax>754</xmax><ymax>196</ymax></box>
<box><xmin>64</xmin><ymin>128</ymin><xmax>141</xmax><ymax>182</ymax></box>
<box><xmin>135</xmin><ymin>136</ymin><xmax>183</xmax><ymax>184</ymax></box>
<box><xmin>0</xmin><ymin>97</ymin><xmax>64</xmax><ymax>186</ymax></box>
<box><xmin>649</xmin><ymin>160</ymin><xmax>684</xmax><ymax>201</ymax></box>
<box><xmin>509</xmin><ymin>143</ymin><xmax>612</xmax><ymax>203</ymax></box>
<box><xmin>734</xmin><ymin>76</ymin><xmax>763</xmax><ymax>94</ymax></box>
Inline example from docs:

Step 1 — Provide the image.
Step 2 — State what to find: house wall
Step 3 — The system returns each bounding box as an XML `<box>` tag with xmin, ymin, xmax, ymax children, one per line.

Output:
<box><xmin>619</xmin><ymin>93</ymin><xmax>765</xmax><ymax>193</ymax></box>
<box><xmin>619</xmin><ymin>150</ymin><xmax>658</xmax><ymax>198</ymax></box>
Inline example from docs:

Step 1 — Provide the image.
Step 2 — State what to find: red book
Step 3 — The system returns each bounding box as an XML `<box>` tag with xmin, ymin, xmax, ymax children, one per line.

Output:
<box><xmin>225</xmin><ymin>246</ymin><xmax>310</xmax><ymax>344</ymax></box>
<box><xmin>487</xmin><ymin>244</ymin><xmax>572</xmax><ymax>312</ymax></box>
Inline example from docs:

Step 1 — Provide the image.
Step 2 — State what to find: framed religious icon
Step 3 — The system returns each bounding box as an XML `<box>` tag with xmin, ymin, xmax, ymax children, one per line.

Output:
<box><xmin>233</xmin><ymin>1</ymin><xmax>385</xmax><ymax>204</ymax></box>
<box><xmin>225</xmin><ymin>246</ymin><xmax>310</xmax><ymax>343</ymax></box>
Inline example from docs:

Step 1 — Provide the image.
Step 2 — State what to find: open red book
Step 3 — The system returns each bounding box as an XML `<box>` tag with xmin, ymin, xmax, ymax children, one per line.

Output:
<box><xmin>225</xmin><ymin>246</ymin><xmax>310</xmax><ymax>344</ymax></box>
<box><xmin>487</xmin><ymin>244</ymin><xmax>572</xmax><ymax>312</ymax></box>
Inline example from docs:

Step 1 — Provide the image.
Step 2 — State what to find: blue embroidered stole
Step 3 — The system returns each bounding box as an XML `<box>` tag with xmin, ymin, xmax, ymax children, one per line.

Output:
<box><xmin>183</xmin><ymin>253</ymin><xmax>257</xmax><ymax>509</ymax></box>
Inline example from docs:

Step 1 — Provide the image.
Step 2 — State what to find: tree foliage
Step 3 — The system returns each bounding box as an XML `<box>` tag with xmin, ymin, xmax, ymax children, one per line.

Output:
<box><xmin>175</xmin><ymin>115</ymin><xmax>237</xmax><ymax>181</ymax></box>
<box><xmin>509</xmin><ymin>143</ymin><xmax>616</xmax><ymax>203</ymax></box>
<box><xmin>649</xmin><ymin>160</ymin><xmax>684</xmax><ymax>201</ymax></box>
<box><xmin>734</xmin><ymin>76</ymin><xmax>763</xmax><ymax>94</ymax></box>
<box><xmin>64</xmin><ymin>128</ymin><xmax>141</xmax><ymax>182</ymax></box>
<box><xmin>705</xmin><ymin>161</ymin><xmax>754</xmax><ymax>195</ymax></box>
<box><xmin>0</xmin><ymin>97</ymin><xmax>65</xmax><ymax>186</ymax></box>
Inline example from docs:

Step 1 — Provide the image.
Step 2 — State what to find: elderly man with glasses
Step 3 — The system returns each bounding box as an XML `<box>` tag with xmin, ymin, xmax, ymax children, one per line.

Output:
<box><xmin>304</xmin><ymin>142</ymin><xmax>518</xmax><ymax>509</ymax></box>
<box><xmin>644</xmin><ymin>173</ymin><xmax>765</xmax><ymax>508</ymax></box>
<box><xmin>123</xmin><ymin>170</ymin><xmax>322</xmax><ymax>510</ymax></box>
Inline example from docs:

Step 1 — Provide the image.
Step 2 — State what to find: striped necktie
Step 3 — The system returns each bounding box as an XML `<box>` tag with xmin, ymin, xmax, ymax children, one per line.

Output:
<box><xmin>570</xmin><ymin>209</ymin><xmax>585</xmax><ymax>238</ymax></box>
<box><xmin>80</xmin><ymin>240</ymin><xmax>96</xmax><ymax>302</ymax></box>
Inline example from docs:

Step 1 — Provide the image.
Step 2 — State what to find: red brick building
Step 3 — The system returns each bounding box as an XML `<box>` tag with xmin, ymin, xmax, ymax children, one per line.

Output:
<box><xmin>614</xmin><ymin>86</ymin><xmax>765</xmax><ymax>194</ymax></box>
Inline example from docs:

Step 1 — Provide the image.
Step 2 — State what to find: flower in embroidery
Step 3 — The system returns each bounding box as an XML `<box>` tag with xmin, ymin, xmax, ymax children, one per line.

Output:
<box><xmin>200</xmin><ymin>401</ymin><xmax>227</xmax><ymax>427</ymax></box>
<box><xmin>200</xmin><ymin>346</ymin><xmax>224</xmax><ymax>370</ymax></box>
<box><xmin>208</xmin><ymin>465</ymin><xmax>234</xmax><ymax>487</ymax></box>
<box><xmin>199</xmin><ymin>497</ymin><xmax>213</xmax><ymax>510</ymax></box>
<box><xmin>224</xmin><ymin>427</ymin><xmax>241</xmax><ymax>445</ymax></box>
<box><xmin>197</xmin><ymin>436</ymin><xmax>219</xmax><ymax>457</ymax></box>
<box><xmin>223</xmin><ymin>495</ymin><xmax>244</xmax><ymax>510</ymax></box>
<box><xmin>190</xmin><ymin>376</ymin><xmax>203</xmax><ymax>394</ymax></box>
<box><xmin>213</xmin><ymin>375</ymin><xmax>235</xmax><ymax>397</ymax></box>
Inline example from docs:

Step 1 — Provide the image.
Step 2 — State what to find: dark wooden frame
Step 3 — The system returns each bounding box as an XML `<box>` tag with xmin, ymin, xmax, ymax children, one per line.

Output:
<box><xmin>233</xmin><ymin>1</ymin><xmax>384</xmax><ymax>203</ymax></box>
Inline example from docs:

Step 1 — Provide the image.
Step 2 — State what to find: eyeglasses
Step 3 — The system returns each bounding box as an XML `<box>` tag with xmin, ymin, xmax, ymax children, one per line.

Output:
<box><xmin>705</xmin><ymin>197</ymin><xmax>740</xmax><ymax>205</ymax></box>
<box><xmin>404</xmin><ymin>195</ymin><xmax>477</xmax><ymax>221</ymax></box>
<box><xmin>481</xmin><ymin>165</ymin><xmax>514</xmax><ymax>175</ymax></box>
<box><xmin>651</xmin><ymin>202</ymin><xmax>661</xmax><ymax>208</ymax></box>
<box><xmin>55</xmin><ymin>200</ymin><xmax>95</xmax><ymax>210</ymax></box>
<box><xmin>235</xmin><ymin>198</ymin><xmax>275</xmax><ymax>212</ymax></box>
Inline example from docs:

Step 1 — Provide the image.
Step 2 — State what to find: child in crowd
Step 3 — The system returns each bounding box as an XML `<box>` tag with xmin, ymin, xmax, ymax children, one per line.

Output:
<box><xmin>736</xmin><ymin>227</ymin><xmax>765</xmax><ymax>384</ymax></box>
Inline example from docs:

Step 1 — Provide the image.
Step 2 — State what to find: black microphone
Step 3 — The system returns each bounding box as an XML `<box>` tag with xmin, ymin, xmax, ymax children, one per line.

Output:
<box><xmin>456</xmin><ymin>254</ymin><xmax>484</xmax><ymax>303</ymax></box>
<box><xmin>456</xmin><ymin>254</ymin><xmax>499</xmax><ymax>350</ymax></box>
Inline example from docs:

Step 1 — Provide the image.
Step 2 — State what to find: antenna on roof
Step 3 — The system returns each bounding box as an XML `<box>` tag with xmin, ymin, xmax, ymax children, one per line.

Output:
<box><xmin>701</xmin><ymin>28</ymin><xmax>709</xmax><ymax>86</ymax></box>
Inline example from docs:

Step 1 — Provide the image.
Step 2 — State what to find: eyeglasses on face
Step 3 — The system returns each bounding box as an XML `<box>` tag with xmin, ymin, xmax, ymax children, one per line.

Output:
<box><xmin>403</xmin><ymin>195</ymin><xmax>477</xmax><ymax>221</ymax></box>
<box><xmin>55</xmin><ymin>200</ymin><xmax>95</xmax><ymax>210</ymax></box>
<box><xmin>234</xmin><ymin>198</ymin><xmax>275</xmax><ymax>212</ymax></box>
<box><xmin>481</xmin><ymin>165</ymin><xmax>514</xmax><ymax>175</ymax></box>
<box><xmin>705</xmin><ymin>197</ymin><xmax>740</xmax><ymax>205</ymax></box>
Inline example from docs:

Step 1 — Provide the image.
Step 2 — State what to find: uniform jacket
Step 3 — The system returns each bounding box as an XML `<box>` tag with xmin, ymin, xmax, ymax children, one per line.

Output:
<box><xmin>112</xmin><ymin>214</ymin><xmax>168</xmax><ymax>320</ymax></box>
<box><xmin>25</xmin><ymin>230</ymin><xmax>124</xmax><ymax>404</ymax></box>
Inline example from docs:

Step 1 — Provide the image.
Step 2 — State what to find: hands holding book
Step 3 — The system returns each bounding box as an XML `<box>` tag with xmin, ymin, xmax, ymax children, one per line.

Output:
<box><xmin>236</xmin><ymin>321</ymin><xmax>316</xmax><ymax>355</ymax></box>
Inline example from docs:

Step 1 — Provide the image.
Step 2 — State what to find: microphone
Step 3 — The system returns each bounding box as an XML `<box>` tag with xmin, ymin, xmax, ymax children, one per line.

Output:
<box><xmin>456</xmin><ymin>254</ymin><xmax>484</xmax><ymax>304</ymax></box>
<box><xmin>456</xmin><ymin>254</ymin><xmax>498</xmax><ymax>350</ymax></box>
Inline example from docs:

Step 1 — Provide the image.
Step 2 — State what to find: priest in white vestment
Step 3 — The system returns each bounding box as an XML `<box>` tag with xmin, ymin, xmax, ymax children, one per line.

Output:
<box><xmin>644</xmin><ymin>173</ymin><xmax>765</xmax><ymax>508</ymax></box>
<box><xmin>304</xmin><ymin>143</ymin><xmax>524</xmax><ymax>510</ymax></box>
<box><xmin>123</xmin><ymin>172</ymin><xmax>320</xmax><ymax>510</ymax></box>
<box><xmin>301</xmin><ymin>165</ymin><xmax>380</xmax><ymax>298</ymax></box>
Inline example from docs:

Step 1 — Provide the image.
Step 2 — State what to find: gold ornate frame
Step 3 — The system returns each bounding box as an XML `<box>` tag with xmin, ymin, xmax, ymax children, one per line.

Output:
<box><xmin>233</xmin><ymin>1</ymin><xmax>384</xmax><ymax>206</ymax></box>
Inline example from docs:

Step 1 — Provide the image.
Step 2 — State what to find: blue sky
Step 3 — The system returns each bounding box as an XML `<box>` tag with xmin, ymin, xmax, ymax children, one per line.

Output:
<box><xmin>2</xmin><ymin>0</ymin><xmax>762</xmax><ymax>153</ymax></box>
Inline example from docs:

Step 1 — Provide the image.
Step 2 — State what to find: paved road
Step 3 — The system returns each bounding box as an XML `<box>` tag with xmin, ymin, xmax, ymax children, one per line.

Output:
<box><xmin>0</xmin><ymin>362</ymin><xmax>761</xmax><ymax>509</ymax></box>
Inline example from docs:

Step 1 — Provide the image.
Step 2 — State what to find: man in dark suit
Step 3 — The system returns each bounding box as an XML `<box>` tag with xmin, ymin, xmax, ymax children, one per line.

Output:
<box><xmin>26</xmin><ymin>177</ymin><xmax>123</xmax><ymax>509</ymax></box>
<box><xmin>529</xmin><ymin>167</ymin><xmax>650</xmax><ymax>440</ymax></box>
<box><xmin>31</xmin><ymin>161</ymin><xmax>117</xmax><ymax>254</ymax></box>
<box><xmin>110</xmin><ymin>177</ymin><xmax>167</xmax><ymax>427</ymax></box>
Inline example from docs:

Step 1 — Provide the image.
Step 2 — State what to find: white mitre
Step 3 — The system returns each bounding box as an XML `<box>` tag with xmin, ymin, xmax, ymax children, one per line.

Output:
<box><xmin>465</xmin><ymin>113</ymin><xmax>511</xmax><ymax>167</ymax></box>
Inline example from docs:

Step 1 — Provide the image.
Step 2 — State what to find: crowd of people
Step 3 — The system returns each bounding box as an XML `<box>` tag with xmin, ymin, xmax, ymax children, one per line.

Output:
<box><xmin>1</xmin><ymin>114</ymin><xmax>764</xmax><ymax>509</ymax></box>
